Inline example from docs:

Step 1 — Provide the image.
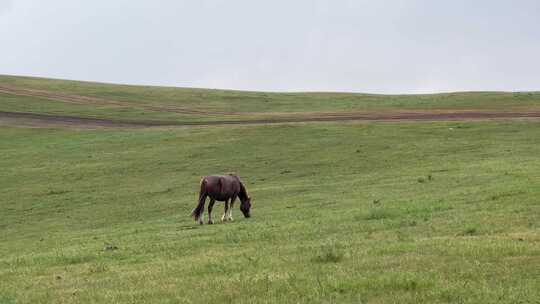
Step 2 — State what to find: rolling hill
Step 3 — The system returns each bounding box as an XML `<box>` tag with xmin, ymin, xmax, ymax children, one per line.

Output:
<box><xmin>1</xmin><ymin>75</ymin><xmax>539</xmax><ymax>303</ymax></box>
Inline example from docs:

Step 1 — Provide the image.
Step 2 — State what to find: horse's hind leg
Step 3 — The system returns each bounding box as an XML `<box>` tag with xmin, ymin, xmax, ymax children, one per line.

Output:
<box><xmin>207</xmin><ymin>199</ymin><xmax>216</xmax><ymax>225</ymax></box>
<box><xmin>221</xmin><ymin>199</ymin><xmax>230</xmax><ymax>222</ymax></box>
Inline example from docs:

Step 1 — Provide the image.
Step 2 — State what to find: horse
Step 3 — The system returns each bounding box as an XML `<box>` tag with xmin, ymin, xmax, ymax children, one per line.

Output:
<box><xmin>191</xmin><ymin>174</ymin><xmax>252</xmax><ymax>225</ymax></box>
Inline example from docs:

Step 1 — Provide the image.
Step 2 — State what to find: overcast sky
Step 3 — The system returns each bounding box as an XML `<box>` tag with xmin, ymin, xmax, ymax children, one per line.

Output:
<box><xmin>1</xmin><ymin>0</ymin><xmax>539</xmax><ymax>93</ymax></box>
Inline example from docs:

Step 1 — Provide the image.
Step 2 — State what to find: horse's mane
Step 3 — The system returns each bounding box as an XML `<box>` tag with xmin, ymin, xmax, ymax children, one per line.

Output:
<box><xmin>238</xmin><ymin>180</ymin><xmax>249</xmax><ymax>200</ymax></box>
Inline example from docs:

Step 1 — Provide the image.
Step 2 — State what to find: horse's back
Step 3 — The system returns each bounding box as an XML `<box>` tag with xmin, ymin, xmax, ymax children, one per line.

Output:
<box><xmin>202</xmin><ymin>175</ymin><xmax>241</xmax><ymax>200</ymax></box>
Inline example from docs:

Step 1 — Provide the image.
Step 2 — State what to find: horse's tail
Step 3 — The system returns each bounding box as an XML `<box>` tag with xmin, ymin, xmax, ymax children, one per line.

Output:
<box><xmin>191</xmin><ymin>178</ymin><xmax>207</xmax><ymax>221</ymax></box>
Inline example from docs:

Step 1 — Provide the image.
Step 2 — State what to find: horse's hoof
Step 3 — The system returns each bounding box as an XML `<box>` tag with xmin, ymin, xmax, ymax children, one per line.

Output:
<box><xmin>208</xmin><ymin>221</ymin><xmax>214</xmax><ymax>225</ymax></box>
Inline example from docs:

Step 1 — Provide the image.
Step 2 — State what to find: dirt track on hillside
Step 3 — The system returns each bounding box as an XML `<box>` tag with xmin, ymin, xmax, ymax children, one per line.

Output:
<box><xmin>2</xmin><ymin>110</ymin><xmax>540</xmax><ymax>128</ymax></box>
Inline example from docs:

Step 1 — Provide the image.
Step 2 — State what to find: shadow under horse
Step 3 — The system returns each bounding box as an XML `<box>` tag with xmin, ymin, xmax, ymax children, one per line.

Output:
<box><xmin>191</xmin><ymin>174</ymin><xmax>252</xmax><ymax>224</ymax></box>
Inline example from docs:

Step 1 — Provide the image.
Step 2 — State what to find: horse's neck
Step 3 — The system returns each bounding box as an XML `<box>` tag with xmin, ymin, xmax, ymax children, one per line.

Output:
<box><xmin>238</xmin><ymin>182</ymin><xmax>248</xmax><ymax>201</ymax></box>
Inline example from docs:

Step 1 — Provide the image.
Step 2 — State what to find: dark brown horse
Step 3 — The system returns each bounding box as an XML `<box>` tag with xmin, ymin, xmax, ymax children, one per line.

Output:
<box><xmin>191</xmin><ymin>174</ymin><xmax>252</xmax><ymax>224</ymax></box>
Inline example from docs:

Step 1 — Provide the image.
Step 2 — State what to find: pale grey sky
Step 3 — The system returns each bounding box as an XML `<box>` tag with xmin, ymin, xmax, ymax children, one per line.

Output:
<box><xmin>1</xmin><ymin>0</ymin><xmax>539</xmax><ymax>93</ymax></box>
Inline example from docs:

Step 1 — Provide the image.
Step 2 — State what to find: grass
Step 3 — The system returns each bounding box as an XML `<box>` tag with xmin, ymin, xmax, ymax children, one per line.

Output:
<box><xmin>1</xmin><ymin>75</ymin><xmax>540</xmax><ymax>123</ymax></box>
<box><xmin>1</xmin><ymin>118</ymin><xmax>540</xmax><ymax>303</ymax></box>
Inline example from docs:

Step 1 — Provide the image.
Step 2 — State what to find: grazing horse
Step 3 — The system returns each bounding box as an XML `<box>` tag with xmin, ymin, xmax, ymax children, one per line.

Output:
<box><xmin>191</xmin><ymin>174</ymin><xmax>252</xmax><ymax>225</ymax></box>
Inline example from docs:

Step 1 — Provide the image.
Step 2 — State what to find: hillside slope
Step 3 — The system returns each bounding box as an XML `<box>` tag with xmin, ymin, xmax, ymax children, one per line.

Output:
<box><xmin>1</xmin><ymin>75</ymin><xmax>539</xmax><ymax>125</ymax></box>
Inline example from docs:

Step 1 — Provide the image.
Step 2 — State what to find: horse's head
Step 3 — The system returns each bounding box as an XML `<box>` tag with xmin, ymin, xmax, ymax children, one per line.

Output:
<box><xmin>240</xmin><ymin>197</ymin><xmax>252</xmax><ymax>218</ymax></box>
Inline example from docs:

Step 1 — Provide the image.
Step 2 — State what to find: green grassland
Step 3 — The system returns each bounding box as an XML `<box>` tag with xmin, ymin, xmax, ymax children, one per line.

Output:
<box><xmin>1</xmin><ymin>75</ymin><xmax>540</xmax><ymax>123</ymax></box>
<box><xmin>2</xmin><ymin>118</ymin><xmax>540</xmax><ymax>303</ymax></box>
<box><xmin>1</xmin><ymin>76</ymin><xmax>540</xmax><ymax>303</ymax></box>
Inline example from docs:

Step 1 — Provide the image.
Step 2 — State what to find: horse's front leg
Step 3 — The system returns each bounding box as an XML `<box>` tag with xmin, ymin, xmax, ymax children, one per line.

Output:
<box><xmin>221</xmin><ymin>199</ymin><xmax>230</xmax><ymax>222</ymax></box>
<box><xmin>207</xmin><ymin>199</ymin><xmax>216</xmax><ymax>225</ymax></box>
<box><xmin>228</xmin><ymin>196</ymin><xmax>237</xmax><ymax>221</ymax></box>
